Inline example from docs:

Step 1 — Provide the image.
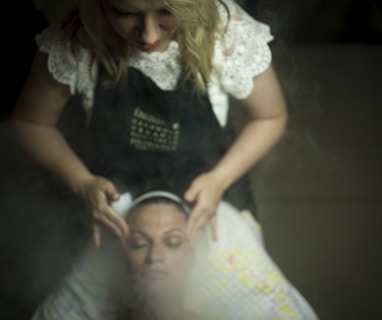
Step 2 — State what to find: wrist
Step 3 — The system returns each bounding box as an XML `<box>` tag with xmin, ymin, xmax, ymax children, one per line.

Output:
<box><xmin>209</xmin><ymin>166</ymin><xmax>234</xmax><ymax>192</ymax></box>
<box><xmin>66</xmin><ymin>170</ymin><xmax>94</xmax><ymax>196</ymax></box>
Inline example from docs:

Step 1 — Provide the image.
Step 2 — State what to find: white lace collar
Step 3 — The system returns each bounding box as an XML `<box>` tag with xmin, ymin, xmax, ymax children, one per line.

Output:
<box><xmin>128</xmin><ymin>41</ymin><xmax>182</xmax><ymax>91</ymax></box>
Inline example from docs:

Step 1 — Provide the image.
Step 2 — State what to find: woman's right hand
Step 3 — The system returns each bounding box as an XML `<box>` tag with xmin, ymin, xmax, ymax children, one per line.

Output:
<box><xmin>10</xmin><ymin>51</ymin><xmax>129</xmax><ymax>247</ymax></box>
<box><xmin>76</xmin><ymin>175</ymin><xmax>130</xmax><ymax>248</ymax></box>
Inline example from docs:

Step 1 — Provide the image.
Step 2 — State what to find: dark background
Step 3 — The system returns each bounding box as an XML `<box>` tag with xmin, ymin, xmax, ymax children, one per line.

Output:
<box><xmin>1</xmin><ymin>1</ymin><xmax>381</xmax><ymax>319</ymax></box>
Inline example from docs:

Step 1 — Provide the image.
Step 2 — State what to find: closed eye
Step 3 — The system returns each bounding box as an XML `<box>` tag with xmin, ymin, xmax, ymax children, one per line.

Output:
<box><xmin>158</xmin><ymin>8</ymin><xmax>173</xmax><ymax>16</ymax></box>
<box><xmin>165</xmin><ymin>236</ymin><xmax>183</xmax><ymax>248</ymax></box>
<box><xmin>111</xmin><ymin>6</ymin><xmax>135</xmax><ymax>17</ymax></box>
<box><xmin>130</xmin><ymin>242</ymin><xmax>149</xmax><ymax>250</ymax></box>
<box><xmin>129</xmin><ymin>235</ymin><xmax>150</xmax><ymax>250</ymax></box>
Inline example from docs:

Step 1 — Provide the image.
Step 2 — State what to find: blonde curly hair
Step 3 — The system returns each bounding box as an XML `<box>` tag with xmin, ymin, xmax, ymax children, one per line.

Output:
<box><xmin>63</xmin><ymin>0</ymin><xmax>229</xmax><ymax>93</ymax></box>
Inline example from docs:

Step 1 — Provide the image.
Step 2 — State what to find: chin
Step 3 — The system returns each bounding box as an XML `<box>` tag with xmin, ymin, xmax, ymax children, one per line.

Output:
<box><xmin>144</xmin><ymin>281</ymin><xmax>171</xmax><ymax>295</ymax></box>
<box><xmin>139</xmin><ymin>279</ymin><xmax>181</xmax><ymax>300</ymax></box>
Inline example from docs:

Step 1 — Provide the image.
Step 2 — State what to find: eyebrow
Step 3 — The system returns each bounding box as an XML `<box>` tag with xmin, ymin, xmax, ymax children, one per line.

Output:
<box><xmin>164</xmin><ymin>229</ymin><xmax>184</xmax><ymax>235</ymax></box>
<box><xmin>109</xmin><ymin>1</ymin><xmax>134</xmax><ymax>10</ymax></box>
<box><xmin>130</xmin><ymin>229</ymin><xmax>184</xmax><ymax>236</ymax></box>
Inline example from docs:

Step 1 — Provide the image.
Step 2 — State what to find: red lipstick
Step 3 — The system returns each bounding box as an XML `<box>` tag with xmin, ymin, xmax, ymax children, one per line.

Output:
<box><xmin>137</xmin><ymin>39</ymin><xmax>161</xmax><ymax>52</ymax></box>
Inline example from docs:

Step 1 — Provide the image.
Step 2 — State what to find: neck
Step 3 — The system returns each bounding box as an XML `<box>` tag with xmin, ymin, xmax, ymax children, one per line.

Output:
<box><xmin>131</xmin><ymin>305</ymin><xmax>185</xmax><ymax>320</ymax></box>
<box><xmin>130</xmin><ymin>293</ymin><xmax>186</xmax><ymax>320</ymax></box>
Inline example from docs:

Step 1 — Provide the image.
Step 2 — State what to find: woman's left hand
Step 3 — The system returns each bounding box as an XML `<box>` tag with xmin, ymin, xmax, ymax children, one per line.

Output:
<box><xmin>184</xmin><ymin>171</ymin><xmax>227</xmax><ymax>242</ymax></box>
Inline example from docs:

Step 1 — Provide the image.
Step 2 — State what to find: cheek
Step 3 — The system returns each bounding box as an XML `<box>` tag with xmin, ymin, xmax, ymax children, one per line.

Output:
<box><xmin>166</xmin><ymin>247</ymin><xmax>193</xmax><ymax>272</ymax></box>
<box><xmin>163</xmin><ymin>18</ymin><xmax>179</xmax><ymax>33</ymax></box>
<box><xmin>109</xmin><ymin>19</ymin><xmax>136</xmax><ymax>39</ymax></box>
<box><xmin>126</xmin><ymin>250</ymin><xmax>146</xmax><ymax>271</ymax></box>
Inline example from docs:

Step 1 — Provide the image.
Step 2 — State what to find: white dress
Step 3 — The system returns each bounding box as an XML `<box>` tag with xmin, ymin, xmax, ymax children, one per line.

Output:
<box><xmin>35</xmin><ymin>0</ymin><xmax>273</xmax><ymax>128</ymax></box>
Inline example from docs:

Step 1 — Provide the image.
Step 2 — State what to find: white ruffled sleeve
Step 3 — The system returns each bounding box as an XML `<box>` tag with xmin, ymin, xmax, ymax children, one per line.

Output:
<box><xmin>216</xmin><ymin>0</ymin><xmax>274</xmax><ymax>99</ymax></box>
<box><xmin>35</xmin><ymin>21</ymin><xmax>97</xmax><ymax>114</ymax></box>
<box><xmin>209</xmin><ymin>0</ymin><xmax>274</xmax><ymax>126</ymax></box>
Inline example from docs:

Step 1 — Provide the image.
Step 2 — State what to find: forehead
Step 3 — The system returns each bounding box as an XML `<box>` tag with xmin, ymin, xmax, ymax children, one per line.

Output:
<box><xmin>128</xmin><ymin>203</ymin><xmax>187</xmax><ymax>231</ymax></box>
<box><xmin>108</xmin><ymin>0</ymin><xmax>168</xmax><ymax>10</ymax></box>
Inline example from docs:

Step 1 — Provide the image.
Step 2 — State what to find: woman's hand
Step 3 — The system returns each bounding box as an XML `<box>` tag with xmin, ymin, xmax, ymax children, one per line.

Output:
<box><xmin>76</xmin><ymin>175</ymin><xmax>129</xmax><ymax>248</ymax></box>
<box><xmin>184</xmin><ymin>66</ymin><xmax>288</xmax><ymax>243</ymax></box>
<box><xmin>184</xmin><ymin>171</ymin><xmax>228</xmax><ymax>242</ymax></box>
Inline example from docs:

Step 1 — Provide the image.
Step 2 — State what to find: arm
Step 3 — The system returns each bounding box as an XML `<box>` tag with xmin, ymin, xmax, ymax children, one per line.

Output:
<box><xmin>12</xmin><ymin>51</ymin><xmax>129</xmax><ymax>247</ymax></box>
<box><xmin>185</xmin><ymin>64</ymin><xmax>288</xmax><ymax>240</ymax></box>
<box><xmin>12</xmin><ymin>51</ymin><xmax>91</xmax><ymax>190</ymax></box>
<box><xmin>209</xmin><ymin>64</ymin><xmax>287</xmax><ymax>188</ymax></box>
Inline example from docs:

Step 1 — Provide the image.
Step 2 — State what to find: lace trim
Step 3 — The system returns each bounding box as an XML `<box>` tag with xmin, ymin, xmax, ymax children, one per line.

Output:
<box><xmin>35</xmin><ymin>21</ymin><xmax>97</xmax><ymax>115</ymax></box>
<box><xmin>35</xmin><ymin>21</ymin><xmax>77</xmax><ymax>95</ymax></box>
<box><xmin>129</xmin><ymin>41</ymin><xmax>182</xmax><ymax>91</ymax></box>
<box><xmin>208</xmin><ymin>0</ymin><xmax>273</xmax><ymax>125</ymax></box>
<box><xmin>216</xmin><ymin>0</ymin><xmax>274</xmax><ymax>100</ymax></box>
<box><xmin>35</xmin><ymin>0</ymin><xmax>273</xmax><ymax>127</ymax></box>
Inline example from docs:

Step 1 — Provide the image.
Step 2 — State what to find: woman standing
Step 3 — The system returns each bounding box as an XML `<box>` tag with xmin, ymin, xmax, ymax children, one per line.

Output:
<box><xmin>12</xmin><ymin>0</ymin><xmax>287</xmax><ymax>246</ymax></box>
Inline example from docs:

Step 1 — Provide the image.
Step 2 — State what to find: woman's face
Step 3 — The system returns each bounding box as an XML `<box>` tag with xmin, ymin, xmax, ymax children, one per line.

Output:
<box><xmin>125</xmin><ymin>203</ymin><xmax>193</xmax><ymax>296</ymax></box>
<box><xmin>103</xmin><ymin>0</ymin><xmax>179</xmax><ymax>52</ymax></box>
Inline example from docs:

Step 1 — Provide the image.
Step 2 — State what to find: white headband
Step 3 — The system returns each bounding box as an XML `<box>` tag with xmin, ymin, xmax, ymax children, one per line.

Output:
<box><xmin>113</xmin><ymin>190</ymin><xmax>190</xmax><ymax>217</ymax></box>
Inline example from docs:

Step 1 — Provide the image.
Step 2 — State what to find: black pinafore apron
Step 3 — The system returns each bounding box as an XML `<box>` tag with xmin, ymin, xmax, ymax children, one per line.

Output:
<box><xmin>82</xmin><ymin>66</ymin><xmax>257</xmax><ymax>216</ymax></box>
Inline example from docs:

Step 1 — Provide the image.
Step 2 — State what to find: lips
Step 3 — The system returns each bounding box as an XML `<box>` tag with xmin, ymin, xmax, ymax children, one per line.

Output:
<box><xmin>141</xmin><ymin>269</ymin><xmax>170</xmax><ymax>280</ymax></box>
<box><xmin>136</xmin><ymin>39</ymin><xmax>161</xmax><ymax>52</ymax></box>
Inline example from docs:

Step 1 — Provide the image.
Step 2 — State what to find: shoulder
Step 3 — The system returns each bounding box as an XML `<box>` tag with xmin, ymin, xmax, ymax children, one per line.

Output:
<box><xmin>213</xmin><ymin>0</ymin><xmax>274</xmax><ymax>99</ymax></box>
<box><xmin>35</xmin><ymin>19</ymin><xmax>96</xmax><ymax>98</ymax></box>
<box><xmin>217</xmin><ymin>0</ymin><xmax>273</xmax><ymax>38</ymax></box>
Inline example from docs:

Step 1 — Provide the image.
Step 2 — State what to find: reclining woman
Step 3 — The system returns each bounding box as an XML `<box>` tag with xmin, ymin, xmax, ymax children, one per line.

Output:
<box><xmin>118</xmin><ymin>191</ymin><xmax>197</xmax><ymax>320</ymax></box>
<box><xmin>122</xmin><ymin>191</ymin><xmax>320</xmax><ymax>319</ymax></box>
<box><xmin>44</xmin><ymin>190</ymin><xmax>318</xmax><ymax>320</ymax></box>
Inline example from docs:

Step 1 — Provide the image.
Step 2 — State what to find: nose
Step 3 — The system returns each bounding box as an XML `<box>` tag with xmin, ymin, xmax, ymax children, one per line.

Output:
<box><xmin>146</xmin><ymin>243</ymin><xmax>165</xmax><ymax>264</ymax></box>
<box><xmin>138</xmin><ymin>13</ymin><xmax>160</xmax><ymax>44</ymax></box>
